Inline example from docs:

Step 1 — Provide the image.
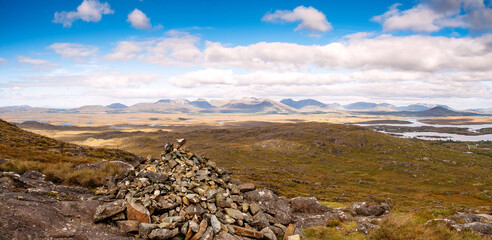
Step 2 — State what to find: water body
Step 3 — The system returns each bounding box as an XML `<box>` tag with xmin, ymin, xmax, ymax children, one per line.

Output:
<box><xmin>353</xmin><ymin>119</ymin><xmax>492</xmax><ymax>142</ymax></box>
<box><xmin>380</xmin><ymin>131</ymin><xmax>492</xmax><ymax>142</ymax></box>
<box><xmin>356</xmin><ymin>119</ymin><xmax>492</xmax><ymax>132</ymax></box>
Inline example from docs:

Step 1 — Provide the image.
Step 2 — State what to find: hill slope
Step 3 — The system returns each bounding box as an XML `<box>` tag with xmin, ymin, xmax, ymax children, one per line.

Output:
<box><xmin>0</xmin><ymin>119</ymin><xmax>142</xmax><ymax>187</ymax></box>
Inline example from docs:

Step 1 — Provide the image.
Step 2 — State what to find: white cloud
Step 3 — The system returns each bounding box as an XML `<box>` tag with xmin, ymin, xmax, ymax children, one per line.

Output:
<box><xmin>105</xmin><ymin>31</ymin><xmax>201</xmax><ymax>65</ymax></box>
<box><xmin>47</xmin><ymin>43</ymin><xmax>98</xmax><ymax>61</ymax></box>
<box><xmin>169</xmin><ymin>68</ymin><xmax>492</xmax><ymax>88</ymax></box>
<box><xmin>162</xmin><ymin>68</ymin><xmax>492</xmax><ymax>106</ymax></box>
<box><xmin>262</xmin><ymin>6</ymin><xmax>332</xmax><ymax>32</ymax></box>
<box><xmin>105</xmin><ymin>41</ymin><xmax>142</xmax><ymax>60</ymax></box>
<box><xmin>17</xmin><ymin>56</ymin><xmax>56</xmax><ymax>68</ymax></box>
<box><xmin>83</xmin><ymin>73</ymin><xmax>160</xmax><ymax>88</ymax></box>
<box><xmin>372</xmin><ymin>4</ymin><xmax>444</xmax><ymax>32</ymax></box>
<box><xmin>127</xmin><ymin>9</ymin><xmax>151</xmax><ymax>30</ymax></box>
<box><xmin>0</xmin><ymin>58</ymin><xmax>7</xmax><ymax>64</ymax></box>
<box><xmin>373</xmin><ymin>0</ymin><xmax>492</xmax><ymax>32</ymax></box>
<box><xmin>106</xmin><ymin>32</ymin><xmax>492</xmax><ymax>72</ymax></box>
<box><xmin>53</xmin><ymin>0</ymin><xmax>114</xmax><ymax>27</ymax></box>
<box><xmin>203</xmin><ymin>34</ymin><xmax>492</xmax><ymax>72</ymax></box>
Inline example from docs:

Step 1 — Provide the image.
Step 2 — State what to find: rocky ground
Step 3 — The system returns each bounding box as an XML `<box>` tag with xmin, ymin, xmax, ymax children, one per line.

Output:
<box><xmin>0</xmin><ymin>171</ymin><xmax>134</xmax><ymax>240</ymax></box>
<box><xmin>0</xmin><ymin>140</ymin><xmax>490</xmax><ymax>239</ymax></box>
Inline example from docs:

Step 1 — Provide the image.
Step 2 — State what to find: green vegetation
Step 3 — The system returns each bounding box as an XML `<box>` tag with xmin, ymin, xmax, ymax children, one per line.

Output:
<box><xmin>0</xmin><ymin>119</ymin><xmax>140</xmax><ymax>188</ymax></box>
<box><xmin>371</xmin><ymin>212</ymin><xmax>485</xmax><ymax>240</ymax></box>
<box><xmin>4</xmin><ymin>119</ymin><xmax>492</xmax><ymax>239</ymax></box>
<box><xmin>84</xmin><ymin>122</ymin><xmax>491</xmax><ymax>210</ymax></box>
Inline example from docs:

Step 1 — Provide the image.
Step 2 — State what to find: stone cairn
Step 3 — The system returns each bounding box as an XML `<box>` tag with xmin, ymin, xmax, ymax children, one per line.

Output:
<box><xmin>93</xmin><ymin>139</ymin><xmax>306</xmax><ymax>240</ymax></box>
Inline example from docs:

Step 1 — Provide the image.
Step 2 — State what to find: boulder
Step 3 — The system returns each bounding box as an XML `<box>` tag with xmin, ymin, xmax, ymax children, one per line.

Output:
<box><xmin>289</xmin><ymin>197</ymin><xmax>332</xmax><ymax>214</ymax></box>
<box><xmin>231</xmin><ymin>226</ymin><xmax>264</xmax><ymax>239</ymax></box>
<box><xmin>139</xmin><ymin>223</ymin><xmax>160</xmax><ymax>239</ymax></box>
<box><xmin>93</xmin><ymin>200</ymin><xmax>126</xmax><ymax>222</ymax></box>
<box><xmin>244</xmin><ymin>188</ymin><xmax>292</xmax><ymax>225</ymax></box>
<box><xmin>117</xmin><ymin>220</ymin><xmax>139</xmax><ymax>233</ymax></box>
<box><xmin>462</xmin><ymin>222</ymin><xmax>492</xmax><ymax>235</ymax></box>
<box><xmin>148</xmin><ymin>228</ymin><xmax>173</xmax><ymax>240</ymax></box>
<box><xmin>238</xmin><ymin>183</ymin><xmax>256</xmax><ymax>192</ymax></box>
<box><xmin>260</xmin><ymin>227</ymin><xmax>276</xmax><ymax>240</ymax></box>
<box><xmin>127</xmin><ymin>201</ymin><xmax>151</xmax><ymax>223</ymax></box>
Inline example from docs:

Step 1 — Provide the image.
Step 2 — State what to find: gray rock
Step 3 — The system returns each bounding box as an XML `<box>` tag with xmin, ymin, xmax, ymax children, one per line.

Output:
<box><xmin>206</xmin><ymin>189</ymin><xmax>218</xmax><ymax>200</ymax></box>
<box><xmin>249</xmin><ymin>203</ymin><xmax>260</xmax><ymax>215</ymax></box>
<box><xmin>189</xmin><ymin>220</ymin><xmax>200</xmax><ymax>232</ymax></box>
<box><xmin>289</xmin><ymin>196</ymin><xmax>332</xmax><ymax>214</ymax></box>
<box><xmin>238</xmin><ymin>183</ymin><xmax>256</xmax><ymax>192</ymax></box>
<box><xmin>462</xmin><ymin>222</ymin><xmax>492</xmax><ymax>235</ymax></box>
<box><xmin>251</xmin><ymin>211</ymin><xmax>270</xmax><ymax>230</ymax></box>
<box><xmin>200</xmin><ymin>226</ymin><xmax>214</xmax><ymax>240</ymax></box>
<box><xmin>139</xmin><ymin>223</ymin><xmax>160</xmax><ymax>239</ymax></box>
<box><xmin>149</xmin><ymin>228</ymin><xmax>173</xmax><ymax>240</ymax></box>
<box><xmin>225</xmin><ymin>208</ymin><xmax>245</xmax><ymax>220</ymax></box>
<box><xmin>185</xmin><ymin>205</ymin><xmax>206</xmax><ymax>216</ymax></box>
<box><xmin>93</xmin><ymin>199</ymin><xmax>126</xmax><ymax>222</ymax></box>
<box><xmin>348</xmin><ymin>202</ymin><xmax>390</xmax><ymax>217</ymax></box>
<box><xmin>244</xmin><ymin>188</ymin><xmax>292</xmax><ymax>225</ymax></box>
<box><xmin>117</xmin><ymin>220</ymin><xmax>139</xmax><ymax>233</ymax></box>
<box><xmin>260</xmin><ymin>227</ymin><xmax>276</xmax><ymax>240</ymax></box>
<box><xmin>211</xmin><ymin>215</ymin><xmax>222</xmax><ymax>234</ymax></box>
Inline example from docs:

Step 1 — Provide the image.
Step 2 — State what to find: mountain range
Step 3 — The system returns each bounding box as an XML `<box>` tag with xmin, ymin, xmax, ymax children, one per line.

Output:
<box><xmin>0</xmin><ymin>98</ymin><xmax>487</xmax><ymax>116</ymax></box>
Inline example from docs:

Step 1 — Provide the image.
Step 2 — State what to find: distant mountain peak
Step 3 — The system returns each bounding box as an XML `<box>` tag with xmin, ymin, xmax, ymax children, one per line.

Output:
<box><xmin>190</xmin><ymin>99</ymin><xmax>215</xmax><ymax>109</ymax></box>
<box><xmin>280</xmin><ymin>98</ymin><xmax>326</xmax><ymax>109</ymax></box>
<box><xmin>106</xmin><ymin>103</ymin><xmax>128</xmax><ymax>109</ymax></box>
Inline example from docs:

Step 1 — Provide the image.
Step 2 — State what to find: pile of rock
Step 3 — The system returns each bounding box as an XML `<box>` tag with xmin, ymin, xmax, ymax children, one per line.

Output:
<box><xmin>93</xmin><ymin>139</ymin><xmax>392</xmax><ymax>239</ymax></box>
<box><xmin>93</xmin><ymin>140</ymin><xmax>307</xmax><ymax>239</ymax></box>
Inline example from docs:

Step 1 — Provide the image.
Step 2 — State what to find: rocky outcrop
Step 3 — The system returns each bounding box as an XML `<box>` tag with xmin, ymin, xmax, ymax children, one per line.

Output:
<box><xmin>427</xmin><ymin>212</ymin><xmax>492</xmax><ymax>236</ymax></box>
<box><xmin>0</xmin><ymin>171</ymin><xmax>133</xmax><ymax>239</ymax></box>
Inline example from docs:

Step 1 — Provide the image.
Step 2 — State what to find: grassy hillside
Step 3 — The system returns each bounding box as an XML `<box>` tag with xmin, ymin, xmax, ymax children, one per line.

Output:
<box><xmin>60</xmin><ymin>122</ymin><xmax>492</xmax><ymax>210</ymax></box>
<box><xmin>0</xmin><ymin>119</ymin><xmax>142</xmax><ymax>187</ymax></box>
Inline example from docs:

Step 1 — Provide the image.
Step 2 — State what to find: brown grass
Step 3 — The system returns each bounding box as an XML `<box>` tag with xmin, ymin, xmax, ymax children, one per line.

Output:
<box><xmin>0</xmin><ymin>119</ymin><xmax>140</xmax><ymax>188</ymax></box>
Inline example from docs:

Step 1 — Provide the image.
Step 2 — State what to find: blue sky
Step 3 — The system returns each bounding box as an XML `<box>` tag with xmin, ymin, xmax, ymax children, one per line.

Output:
<box><xmin>0</xmin><ymin>0</ymin><xmax>491</xmax><ymax>109</ymax></box>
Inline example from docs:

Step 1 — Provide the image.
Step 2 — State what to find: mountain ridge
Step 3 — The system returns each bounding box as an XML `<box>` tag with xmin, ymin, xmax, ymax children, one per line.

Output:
<box><xmin>0</xmin><ymin>98</ymin><xmax>486</xmax><ymax>115</ymax></box>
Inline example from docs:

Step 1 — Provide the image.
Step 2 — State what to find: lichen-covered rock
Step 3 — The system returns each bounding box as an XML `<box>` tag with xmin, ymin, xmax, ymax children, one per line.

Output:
<box><xmin>148</xmin><ymin>228</ymin><xmax>173</xmax><ymax>240</ymax></box>
<box><xmin>290</xmin><ymin>197</ymin><xmax>332</xmax><ymax>214</ymax></box>
<box><xmin>93</xmin><ymin>199</ymin><xmax>126</xmax><ymax>222</ymax></box>
<box><xmin>117</xmin><ymin>220</ymin><xmax>139</xmax><ymax>233</ymax></box>
<box><xmin>244</xmin><ymin>188</ymin><xmax>292</xmax><ymax>225</ymax></box>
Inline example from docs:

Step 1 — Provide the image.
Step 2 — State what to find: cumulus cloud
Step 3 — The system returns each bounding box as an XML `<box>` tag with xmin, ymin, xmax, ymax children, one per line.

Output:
<box><xmin>205</xmin><ymin>34</ymin><xmax>492</xmax><ymax>72</ymax></box>
<box><xmin>127</xmin><ymin>9</ymin><xmax>152</xmax><ymax>30</ymax></box>
<box><xmin>0</xmin><ymin>58</ymin><xmax>7</xmax><ymax>64</ymax></box>
<box><xmin>105</xmin><ymin>31</ymin><xmax>201</xmax><ymax>65</ymax></box>
<box><xmin>373</xmin><ymin>0</ymin><xmax>492</xmax><ymax>32</ymax></box>
<box><xmin>262</xmin><ymin>6</ymin><xmax>332</xmax><ymax>32</ymax></box>
<box><xmin>53</xmin><ymin>0</ymin><xmax>114</xmax><ymax>27</ymax></box>
<box><xmin>105</xmin><ymin>41</ymin><xmax>142</xmax><ymax>60</ymax></box>
<box><xmin>105</xmin><ymin>33</ymin><xmax>492</xmax><ymax>72</ymax></box>
<box><xmin>47</xmin><ymin>43</ymin><xmax>98</xmax><ymax>61</ymax></box>
<box><xmin>17</xmin><ymin>56</ymin><xmax>56</xmax><ymax>68</ymax></box>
